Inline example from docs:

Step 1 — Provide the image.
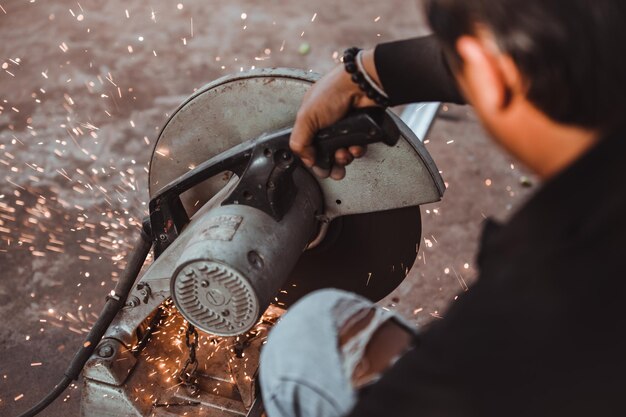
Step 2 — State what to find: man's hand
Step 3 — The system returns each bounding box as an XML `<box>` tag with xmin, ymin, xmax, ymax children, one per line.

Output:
<box><xmin>290</xmin><ymin>49</ymin><xmax>382</xmax><ymax>180</ymax></box>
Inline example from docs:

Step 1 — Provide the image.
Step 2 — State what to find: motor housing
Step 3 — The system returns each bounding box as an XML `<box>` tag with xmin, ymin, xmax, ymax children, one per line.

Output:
<box><xmin>171</xmin><ymin>167</ymin><xmax>322</xmax><ymax>336</ymax></box>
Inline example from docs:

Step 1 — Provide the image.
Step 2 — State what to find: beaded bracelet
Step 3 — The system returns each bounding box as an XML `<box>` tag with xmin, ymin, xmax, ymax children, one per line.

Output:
<box><xmin>356</xmin><ymin>51</ymin><xmax>389</xmax><ymax>98</ymax></box>
<box><xmin>343</xmin><ymin>47</ymin><xmax>390</xmax><ymax>107</ymax></box>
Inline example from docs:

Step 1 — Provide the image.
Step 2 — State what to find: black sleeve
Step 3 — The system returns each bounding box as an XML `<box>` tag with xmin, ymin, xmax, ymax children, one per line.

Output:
<box><xmin>374</xmin><ymin>35</ymin><xmax>465</xmax><ymax>106</ymax></box>
<box><xmin>342</xmin><ymin>317</ymin><xmax>473</xmax><ymax>417</ymax></box>
<box><xmin>342</xmin><ymin>273</ymin><xmax>503</xmax><ymax>417</ymax></box>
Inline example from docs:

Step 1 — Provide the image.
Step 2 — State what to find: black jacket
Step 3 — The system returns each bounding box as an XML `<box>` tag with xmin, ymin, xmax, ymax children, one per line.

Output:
<box><xmin>346</xmin><ymin>36</ymin><xmax>626</xmax><ymax>417</ymax></box>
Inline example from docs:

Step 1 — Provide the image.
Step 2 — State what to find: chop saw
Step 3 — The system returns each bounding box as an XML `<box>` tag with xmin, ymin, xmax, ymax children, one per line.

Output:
<box><xmin>14</xmin><ymin>68</ymin><xmax>445</xmax><ymax>417</ymax></box>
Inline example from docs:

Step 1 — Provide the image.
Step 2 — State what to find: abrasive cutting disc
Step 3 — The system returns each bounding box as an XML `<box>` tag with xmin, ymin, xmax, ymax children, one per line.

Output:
<box><xmin>149</xmin><ymin>69</ymin><xmax>441</xmax><ymax>304</ymax></box>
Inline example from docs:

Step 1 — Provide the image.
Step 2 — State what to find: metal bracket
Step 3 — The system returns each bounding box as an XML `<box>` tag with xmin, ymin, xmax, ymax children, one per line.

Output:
<box><xmin>222</xmin><ymin>136</ymin><xmax>298</xmax><ymax>221</ymax></box>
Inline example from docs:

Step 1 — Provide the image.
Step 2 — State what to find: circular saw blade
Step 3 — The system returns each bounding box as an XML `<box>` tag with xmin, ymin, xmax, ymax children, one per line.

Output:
<box><xmin>281</xmin><ymin>206</ymin><xmax>421</xmax><ymax>305</ymax></box>
<box><xmin>149</xmin><ymin>68</ymin><xmax>424</xmax><ymax>305</ymax></box>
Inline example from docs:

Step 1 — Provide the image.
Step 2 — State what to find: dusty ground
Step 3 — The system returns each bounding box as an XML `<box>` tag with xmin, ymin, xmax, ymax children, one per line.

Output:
<box><xmin>0</xmin><ymin>0</ymin><xmax>536</xmax><ymax>416</ymax></box>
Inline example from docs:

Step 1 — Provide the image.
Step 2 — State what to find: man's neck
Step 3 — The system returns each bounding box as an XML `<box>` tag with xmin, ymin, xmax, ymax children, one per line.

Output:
<box><xmin>496</xmin><ymin>103</ymin><xmax>599</xmax><ymax>180</ymax></box>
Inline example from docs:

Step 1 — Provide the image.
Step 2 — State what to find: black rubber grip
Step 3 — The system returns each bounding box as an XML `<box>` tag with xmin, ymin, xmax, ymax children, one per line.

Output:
<box><xmin>313</xmin><ymin>108</ymin><xmax>400</xmax><ymax>170</ymax></box>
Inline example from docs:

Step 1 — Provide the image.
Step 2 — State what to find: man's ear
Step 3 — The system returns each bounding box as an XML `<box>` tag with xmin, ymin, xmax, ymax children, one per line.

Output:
<box><xmin>455</xmin><ymin>35</ymin><xmax>513</xmax><ymax>111</ymax></box>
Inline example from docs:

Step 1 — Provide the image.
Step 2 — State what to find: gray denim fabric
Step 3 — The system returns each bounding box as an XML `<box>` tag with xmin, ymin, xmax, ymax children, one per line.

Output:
<box><xmin>259</xmin><ymin>288</ymin><xmax>415</xmax><ymax>417</ymax></box>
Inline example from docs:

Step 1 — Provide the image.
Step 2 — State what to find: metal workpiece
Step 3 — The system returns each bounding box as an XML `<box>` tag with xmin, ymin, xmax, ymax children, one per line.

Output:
<box><xmin>399</xmin><ymin>102</ymin><xmax>441</xmax><ymax>143</ymax></box>
<box><xmin>171</xmin><ymin>167</ymin><xmax>323</xmax><ymax>336</ymax></box>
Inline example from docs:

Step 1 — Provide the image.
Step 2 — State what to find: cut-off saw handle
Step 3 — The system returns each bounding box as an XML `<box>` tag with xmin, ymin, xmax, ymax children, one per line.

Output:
<box><xmin>314</xmin><ymin>107</ymin><xmax>401</xmax><ymax>170</ymax></box>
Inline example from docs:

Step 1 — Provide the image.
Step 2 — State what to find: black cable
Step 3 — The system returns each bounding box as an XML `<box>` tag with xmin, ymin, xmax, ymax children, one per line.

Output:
<box><xmin>14</xmin><ymin>377</ymin><xmax>72</xmax><ymax>417</ymax></box>
<box><xmin>14</xmin><ymin>220</ymin><xmax>153</xmax><ymax>417</ymax></box>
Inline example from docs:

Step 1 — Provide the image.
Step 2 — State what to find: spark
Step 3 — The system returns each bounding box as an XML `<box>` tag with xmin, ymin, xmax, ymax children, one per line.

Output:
<box><xmin>452</xmin><ymin>266</ymin><xmax>469</xmax><ymax>291</ymax></box>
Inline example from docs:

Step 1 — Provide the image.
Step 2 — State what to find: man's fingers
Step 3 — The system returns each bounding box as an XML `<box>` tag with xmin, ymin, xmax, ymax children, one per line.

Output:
<box><xmin>287</xmin><ymin>62</ymin><xmax>378</xmax><ymax>175</ymax></box>
<box><xmin>330</xmin><ymin>165</ymin><xmax>346</xmax><ymax>180</ymax></box>
<box><xmin>312</xmin><ymin>166</ymin><xmax>331</xmax><ymax>179</ymax></box>
<box><xmin>349</xmin><ymin>145</ymin><xmax>367</xmax><ymax>158</ymax></box>
<box><xmin>290</xmin><ymin>112</ymin><xmax>317</xmax><ymax>167</ymax></box>
<box><xmin>334</xmin><ymin>148</ymin><xmax>354</xmax><ymax>166</ymax></box>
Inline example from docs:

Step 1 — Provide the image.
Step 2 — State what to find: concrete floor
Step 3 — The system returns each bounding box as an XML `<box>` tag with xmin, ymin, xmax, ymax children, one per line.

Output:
<box><xmin>0</xmin><ymin>0</ymin><xmax>536</xmax><ymax>416</ymax></box>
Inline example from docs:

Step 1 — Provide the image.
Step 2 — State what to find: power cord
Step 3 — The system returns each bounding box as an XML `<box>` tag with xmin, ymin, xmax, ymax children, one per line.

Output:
<box><xmin>14</xmin><ymin>221</ymin><xmax>152</xmax><ymax>417</ymax></box>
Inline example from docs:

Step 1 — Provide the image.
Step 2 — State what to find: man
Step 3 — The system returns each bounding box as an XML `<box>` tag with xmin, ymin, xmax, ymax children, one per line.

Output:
<box><xmin>259</xmin><ymin>1</ymin><xmax>626</xmax><ymax>416</ymax></box>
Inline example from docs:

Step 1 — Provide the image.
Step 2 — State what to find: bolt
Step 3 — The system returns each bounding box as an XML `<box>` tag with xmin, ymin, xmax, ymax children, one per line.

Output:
<box><xmin>200</xmin><ymin>280</ymin><xmax>210</xmax><ymax>288</ymax></box>
<box><xmin>222</xmin><ymin>309</ymin><xmax>230</xmax><ymax>317</ymax></box>
<box><xmin>98</xmin><ymin>344</ymin><xmax>114</xmax><ymax>358</ymax></box>
<box><xmin>159</xmin><ymin>234</ymin><xmax>168</xmax><ymax>242</ymax></box>
<box><xmin>187</xmin><ymin>384</ymin><xmax>199</xmax><ymax>396</ymax></box>
<box><xmin>126</xmin><ymin>296</ymin><xmax>140</xmax><ymax>307</ymax></box>
<box><xmin>247</xmin><ymin>250</ymin><xmax>264</xmax><ymax>270</ymax></box>
<box><xmin>275</xmin><ymin>149</ymin><xmax>294</xmax><ymax>167</ymax></box>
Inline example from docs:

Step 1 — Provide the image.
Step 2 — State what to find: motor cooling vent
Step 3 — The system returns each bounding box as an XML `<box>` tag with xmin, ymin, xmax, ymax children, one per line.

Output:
<box><xmin>171</xmin><ymin>260</ymin><xmax>259</xmax><ymax>336</ymax></box>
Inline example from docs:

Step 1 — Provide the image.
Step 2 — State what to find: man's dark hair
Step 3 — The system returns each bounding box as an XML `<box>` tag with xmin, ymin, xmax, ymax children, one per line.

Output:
<box><xmin>426</xmin><ymin>0</ymin><xmax>626</xmax><ymax>132</ymax></box>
